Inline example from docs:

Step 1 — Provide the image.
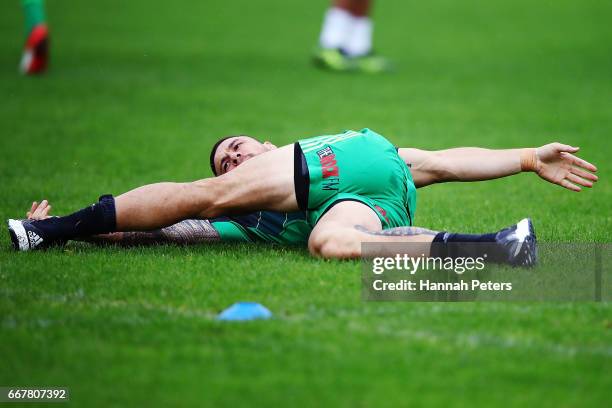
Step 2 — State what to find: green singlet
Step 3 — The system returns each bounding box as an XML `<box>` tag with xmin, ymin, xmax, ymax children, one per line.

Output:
<box><xmin>295</xmin><ymin>128</ymin><xmax>417</xmax><ymax>228</ymax></box>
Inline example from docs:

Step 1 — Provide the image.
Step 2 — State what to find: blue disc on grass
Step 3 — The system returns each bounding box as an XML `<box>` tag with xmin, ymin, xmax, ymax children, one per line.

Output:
<box><xmin>217</xmin><ymin>302</ymin><xmax>272</xmax><ymax>321</ymax></box>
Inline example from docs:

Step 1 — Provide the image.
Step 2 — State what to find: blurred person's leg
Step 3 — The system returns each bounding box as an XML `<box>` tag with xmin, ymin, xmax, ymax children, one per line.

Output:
<box><xmin>20</xmin><ymin>0</ymin><xmax>49</xmax><ymax>74</ymax></box>
<box><xmin>318</xmin><ymin>0</ymin><xmax>371</xmax><ymax>54</ymax></box>
<box><xmin>314</xmin><ymin>0</ymin><xmax>390</xmax><ymax>73</ymax></box>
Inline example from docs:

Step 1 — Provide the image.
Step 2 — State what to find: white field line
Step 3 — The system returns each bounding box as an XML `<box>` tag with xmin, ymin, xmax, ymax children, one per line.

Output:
<box><xmin>344</xmin><ymin>322</ymin><xmax>612</xmax><ymax>359</ymax></box>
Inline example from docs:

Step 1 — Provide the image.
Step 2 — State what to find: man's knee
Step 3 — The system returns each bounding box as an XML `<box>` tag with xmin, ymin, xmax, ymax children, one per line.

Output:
<box><xmin>308</xmin><ymin>228</ymin><xmax>361</xmax><ymax>259</ymax></box>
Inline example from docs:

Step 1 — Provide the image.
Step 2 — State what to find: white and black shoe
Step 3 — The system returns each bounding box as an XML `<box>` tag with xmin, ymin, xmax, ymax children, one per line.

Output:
<box><xmin>7</xmin><ymin>219</ymin><xmax>59</xmax><ymax>251</ymax></box>
<box><xmin>495</xmin><ymin>218</ymin><xmax>537</xmax><ymax>267</ymax></box>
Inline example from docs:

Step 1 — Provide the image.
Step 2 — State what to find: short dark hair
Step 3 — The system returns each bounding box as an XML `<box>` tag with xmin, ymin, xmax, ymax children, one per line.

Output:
<box><xmin>209</xmin><ymin>135</ymin><xmax>259</xmax><ymax>176</ymax></box>
<box><xmin>209</xmin><ymin>136</ymin><xmax>233</xmax><ymax>176</ymax></box>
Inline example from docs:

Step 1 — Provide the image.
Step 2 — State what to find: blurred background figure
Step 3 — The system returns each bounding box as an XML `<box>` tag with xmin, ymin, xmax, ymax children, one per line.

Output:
<box><xmin>20</xmin><ymin>0</ymin><xmax>49</xmax><ymax>74</ymax></box>
<box><xmin>313</xmin><ymin>0</ymin><xmax>390</xmax><ymax>73</ymax></box>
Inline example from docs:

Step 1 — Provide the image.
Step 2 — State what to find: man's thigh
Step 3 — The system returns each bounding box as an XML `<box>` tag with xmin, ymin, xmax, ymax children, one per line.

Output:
<box><xmin>197</xmin><ymin>144</ymin><xmax>299</xmax><ymax>215</ymax></box>
<box><xmin>307</xmin><ymin>200</ymin><xmax>434</xmax><ymax>259</ymax></box>
<box><xmin>308</xmin><ymin>200</ymin><xmax>382</xmax><ymax>258</ymax></box>
<box><xmin>312</xmin><ymin>200</ymin><xmax>382</xmax><ymax>231</ymax></box>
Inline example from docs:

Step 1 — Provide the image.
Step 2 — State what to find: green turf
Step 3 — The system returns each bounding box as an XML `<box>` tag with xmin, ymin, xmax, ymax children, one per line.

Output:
<box><xmin>1</xmin><ymin>0</ymin><xmax>611</xmax><ymax>406</ymax></box>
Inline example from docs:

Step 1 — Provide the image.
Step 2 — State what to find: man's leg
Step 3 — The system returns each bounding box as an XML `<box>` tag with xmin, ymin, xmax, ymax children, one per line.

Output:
<box><xmin>20</xmin><ymin>0</ymin><xmax>49</xmax><ymax>74</ymax></box>
<box><xmin>114</xmin><ymin>144</ymin><xmax>297</xmax><ymax>229</ymax></box>
<box><xmin>24</xmin><ymin>200</ymin><xmax>222</xmax><ymax>246</ymax></box>
<box><xmin>308</xmin><ymin>201</ymin><xmax>435</xmax><ymax>259</ymax></box>
<box><xmin>315</xmin><ymin>0</ymin><xmax>389</xmax><ymax>73</ymax></box>
<box><xmin>307</xmin><ymin>201</ymin><xmax>536</xmax><ymax>266</ymax></box>
<box><xmin>8</xmin><ymin>144</ymin><xmax>299</xmax><ymax>249</ymax></box>
<box><xmin>318</xmin><ymin>0</ymin><xmax>373</xmax><ymax>52</ymax></box>
<box><xmin>335</xmin><ymin>0</ymin><xmax>373</xmax><ymax>58</ymax></box>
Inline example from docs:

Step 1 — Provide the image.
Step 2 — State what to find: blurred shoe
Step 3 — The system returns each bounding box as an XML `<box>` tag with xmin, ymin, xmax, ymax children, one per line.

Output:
<box><xmin>313</xmin><ymin>48</ymin><xmax>353</xmax><ymax>72</ymax></box>
<box><xmin>20</xmin><ymin>24</ymin><xmax>49</xmax><ymax>75</ymax></box>
<box><xmin>351</xmin><ymin>53</ymin><xmax>392</xmax><ymax>74</ymax></box>
<box><xmin>313</xmin><ymin>48</ymin><xmax>391</xmax><ymax>74</ymax></box>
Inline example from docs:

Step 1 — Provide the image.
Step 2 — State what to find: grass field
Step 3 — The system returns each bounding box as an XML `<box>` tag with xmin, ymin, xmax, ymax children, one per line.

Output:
<box><xmin>1</xmin><ymin>0</ymin><xmax>611</xmax><ymax>406</ymax></box>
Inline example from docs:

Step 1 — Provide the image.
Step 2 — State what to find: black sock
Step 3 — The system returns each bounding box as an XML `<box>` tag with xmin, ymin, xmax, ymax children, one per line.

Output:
<box><xmin>31</xmin><ymin>195</ymin><xmax>117</xmax><ymax>241</ymax></box>
<box><xmin>431</xmin><ymin>231</ymin><xmax>505</xmax><ymax>262</ymax></box>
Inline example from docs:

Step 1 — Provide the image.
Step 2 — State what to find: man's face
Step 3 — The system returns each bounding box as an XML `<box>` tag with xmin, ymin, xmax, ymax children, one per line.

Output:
<box><xmin>213</xmin><ymin>136</ymin><xmax>276</xmax><ymax>175</ymax></box>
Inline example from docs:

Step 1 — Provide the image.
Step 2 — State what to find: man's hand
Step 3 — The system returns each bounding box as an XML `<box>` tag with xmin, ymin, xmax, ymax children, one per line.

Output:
<box><xmin>534</xmin><ymin>143</ymin><xmax>598</xmax><ymax>192</ymax></box>
<box><xmin>27</xmin><ymin>200</ymin><xmax>52</xmax><ymax>220</ymax></box>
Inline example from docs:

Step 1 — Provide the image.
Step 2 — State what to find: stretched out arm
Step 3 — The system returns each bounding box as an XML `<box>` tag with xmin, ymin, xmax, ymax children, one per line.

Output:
<box><xmin>26</xmin><ymin>201</ymin><xmax>221</xmax><ymax>246</ymax></box>
<box><xmin>399</xmin><ymin>142</ymin><xmax>598</xmax><ymax>191</ymax></box>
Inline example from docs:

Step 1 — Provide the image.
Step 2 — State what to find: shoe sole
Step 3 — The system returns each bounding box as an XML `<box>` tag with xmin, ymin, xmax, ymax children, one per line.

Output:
<box><xmin>513</xmin><ymin>218</ymin><xmax>537</xmax><ymax>267</ymax></box>
<box><xmin>7</xmin><ymin>219</ymin><xmax>29</xmax><ymax>251</ymax></box>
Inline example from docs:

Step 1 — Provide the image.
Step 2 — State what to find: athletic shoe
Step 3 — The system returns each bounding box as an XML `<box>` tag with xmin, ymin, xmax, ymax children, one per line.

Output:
<box><xmin>313</xmin><ymin>48</ymin><xmax>391</xmax><ymax>73</ymax></box>
<box><xmin>312</xmin><ymin>48</ymin><xmax>353</xmax><ymax>72</ymax></box>
<box><xmin>351</xmin><ymin>53</ymin><xmax>392</xmax><ymax>74</ymax></box>
<box><xmin>495</xmin><ymin>218</ymin><xmax>537</xmax><ymax>267</ymax></box>
<box><xmin>20</xmin><ymin>24</ymin><xmax>49</xmax><ymax>75</ymax></box>
<box><xmin>7</xmin><ymin>218</ymin><xmax>62</xmax><ymax>251</ymax></box>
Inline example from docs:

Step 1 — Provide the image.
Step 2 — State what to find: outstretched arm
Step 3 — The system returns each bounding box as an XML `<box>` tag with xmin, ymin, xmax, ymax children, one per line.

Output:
<box><xmin>26</xmin><ymin>201</ymin><xmax>221</xmax><ymax>246</ymax></box>
<box><xmin>399</xmin><ymin>142</ymin><xmax>598</xmax><ymax>191</ymax></box>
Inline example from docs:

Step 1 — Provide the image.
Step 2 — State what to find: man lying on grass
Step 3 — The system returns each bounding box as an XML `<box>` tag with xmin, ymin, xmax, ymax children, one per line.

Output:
<box><xmin>8</xmin><ymin>129</ymin><xmax>598</xmax><ymax>266</ymax></box>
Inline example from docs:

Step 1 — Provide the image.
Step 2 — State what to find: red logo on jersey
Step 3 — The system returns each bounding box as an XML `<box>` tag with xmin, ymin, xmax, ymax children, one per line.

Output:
<box><xmin>317</xmin><ymin>146</ymin><xmax>340</xmax><ymax>190</ymax></box>
<box><xmin>317</xmin><ymin>146</ymin><xmax>339</xmax><ymax>179</ymax></box>
<box><xmin>321</xmin><ymin>154</ymin><xmax>339</xmax><ymax>178</ymax></box>
<box><xmin>374</xmin><ymin>205</ymin><xmax>389</xmax><ymax>223</ymax></box>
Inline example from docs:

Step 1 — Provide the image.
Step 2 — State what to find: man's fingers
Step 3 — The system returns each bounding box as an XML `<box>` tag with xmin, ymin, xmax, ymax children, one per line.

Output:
<box><xmin>561</xmin><ymin>152</ymin><xmax>597</xmax><ymax>172</ymax></box>
<box><xmin>571</xmin><ymin>166</ymin><xmax>598</xmax><ymax>182</ymax></box>
<box><xmin>30</xmin><ymin>200</ymin><xmax>50</xmax><ymax>220</ymax></box>
<box><xmin>35</xmin><ymin>200</ymin><xmax>48</xmax><ymax>215</ymax></box>
<box><xmin>560</xmin><ymin>179</ymin><xmax>581</xmax><ymax>192</ymax></box>
<box><xmin>27</xmin><ymin>201</ymin><xmax>39</xmax><ymax>218</ymax></box>
<box><xmin>556</xmin><ymin>143</ymin><xmax>579</xmax><ymax>153</ymax></box>
<box><xmin>566</xmin><ymin>173</ymin><xmax>593</xmax><ymax>188</ymax></box>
